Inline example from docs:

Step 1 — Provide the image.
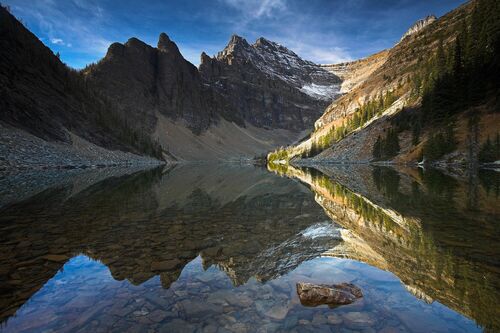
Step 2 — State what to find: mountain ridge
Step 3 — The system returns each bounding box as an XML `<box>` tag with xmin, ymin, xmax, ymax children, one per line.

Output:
<box><xmin>268</xmin><ymin>0</ymin><xmax>500</xmax><ymax>167</ymax></box>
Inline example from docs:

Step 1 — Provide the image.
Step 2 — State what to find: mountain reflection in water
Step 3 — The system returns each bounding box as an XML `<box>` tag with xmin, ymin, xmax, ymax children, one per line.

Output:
<box><xmin>0</xmin><ymin>164</ymin><xmax>498</xmax><ymax>332</ymax></box>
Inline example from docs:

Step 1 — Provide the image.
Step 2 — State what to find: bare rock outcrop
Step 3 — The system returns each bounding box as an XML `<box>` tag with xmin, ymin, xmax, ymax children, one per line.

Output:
<box><xmin>296</xmin><ymin>282</ymin><xmax>363</xmax><ymax>307</ymax></box>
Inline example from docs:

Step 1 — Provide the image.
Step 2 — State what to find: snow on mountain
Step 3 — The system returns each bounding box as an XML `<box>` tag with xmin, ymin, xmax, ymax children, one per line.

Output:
<box><xmin>216</xmin><ymin>35</ymin><xmax>341</xmax><ymax>101</ymax></box>
<box><xmin>300</xmin><ymin>83</ymin><xmax>342</xmax><ymax>100</ymax></box>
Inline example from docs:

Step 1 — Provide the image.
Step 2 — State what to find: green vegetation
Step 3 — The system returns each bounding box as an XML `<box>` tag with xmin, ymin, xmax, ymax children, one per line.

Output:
<box><xmin>308</xmin><ymin>168</ymin><xmax>402</xmax><ymax>234</ymax></box>
<box><xmin>478</xmin><ymin>133</ymin><xmax>500</xmax><ymax>163</ymax></box>
<box><xmin>267</xmin><ymin>148</ymin><xmax>289</xmax><ymax>164</ymax></box>
<box><xmin>415</xmin><ymin>0</ymin><xmax>500</xmax><ymax>123</ymax></box>
<box><xmin>422</xmin><ymin>124</ymin><xmax>457</xmax><ymax>161</ymax></box>
<box><xmin>372</xmin><ymin>128</ymin><xmax>400</xmax><ymax>160</ymax></box>
<box><xmin>387</xmin><ymin>0</ymin><xmax>500</xmax><ymax>163</ymax></box>
<box><xmin>271</xmin><ymin>0</ymin><xmax>500</xmax><ymax>165</ymax></box>
<box><xmin>300</xmin><ymin>89</ymin><xmax>402</xmax><ymax>159</ymax></box>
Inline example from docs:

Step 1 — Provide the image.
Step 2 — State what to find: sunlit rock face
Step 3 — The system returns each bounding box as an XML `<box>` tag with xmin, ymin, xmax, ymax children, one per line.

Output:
<box><xmin>0</xmin><ymin>164</ymin><xmax>339</xmax><ymax>323</ymax></box>
<box><xmin>399</xmin><ymin>15</ymin><xmax>437</xmax><ymax>41</ymax></box>
<box><xmin>271</xmin><ymin>164</ymin><xmax>500</xmax><ymax>331</ymax></box>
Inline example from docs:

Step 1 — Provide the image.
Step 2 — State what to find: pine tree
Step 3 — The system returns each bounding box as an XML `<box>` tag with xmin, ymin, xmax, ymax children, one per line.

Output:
<box><xmin>373</xmin><ymin>136</ymin><xmax>382</xmax><ymax>160</ymax></box>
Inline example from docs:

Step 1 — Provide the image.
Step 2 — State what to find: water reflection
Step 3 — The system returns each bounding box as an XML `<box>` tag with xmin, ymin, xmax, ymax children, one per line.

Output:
<box><xmin>270</xmin><ymin>163</ymin><xmax>500</xmax><ymax>331</ymax></box>
<box><xmin>0</xmin><ymin>163</ymin><xmax>498</xmax><ymax>332</ymax></box>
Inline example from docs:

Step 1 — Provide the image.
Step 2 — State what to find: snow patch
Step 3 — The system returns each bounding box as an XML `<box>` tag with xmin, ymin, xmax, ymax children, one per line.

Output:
<box><xmin>300</xmin><ymin>83</ymin><xmax>341</xmax><ymax>101</ymax></box>
<box><xmin>301</xmin><ymin>222</ymin><xmax>342</xmax><ymax>239</ymax></box>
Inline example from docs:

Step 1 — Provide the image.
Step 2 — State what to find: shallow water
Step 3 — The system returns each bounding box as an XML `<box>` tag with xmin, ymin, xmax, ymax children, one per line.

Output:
<box><xmin>0</xmin><ymin>164</ymin><xmax>498</xmax><ymax>332</ymax></box>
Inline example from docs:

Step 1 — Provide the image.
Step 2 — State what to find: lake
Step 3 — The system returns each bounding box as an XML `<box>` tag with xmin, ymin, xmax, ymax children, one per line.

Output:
<box><xmin>0</xmin><ymin>164</ymin><xmax>498</xmax><ymax>332</ymax></box>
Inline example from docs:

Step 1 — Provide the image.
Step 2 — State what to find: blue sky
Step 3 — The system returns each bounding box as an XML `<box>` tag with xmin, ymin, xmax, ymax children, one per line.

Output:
<box><xmin>4</xmin><ymin>0</ymin><xmax>467</xmax><ymax>69</ymax></box>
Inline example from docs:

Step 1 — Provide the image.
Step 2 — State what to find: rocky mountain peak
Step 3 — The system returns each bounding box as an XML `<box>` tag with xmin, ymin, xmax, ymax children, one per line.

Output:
<box><xmin>228</xmin><ymin>34</ymin><xmax>249</xmax><ymax>47</ymax></box>
<box><xmin>200</xmin><ymin>51</ymin><xmax>211</xmax><ymax>63</ymax></box>
<box><xmin>400</xmin><ymin>15</ymin><xmax>437</xmax><ymax>41</ymax></box>
<box><xmin>157</xmin><ymin>32</ymin><xmax>180</xmax><ymax>54</ymax></box>
<box><xmin>254</xmin><ymin>37</ymin><xmax>274</xmax><ymax>48</ymax></box>
<box><xmin>125</xmin><ymin>37</ymin><xmax>149</xmax><ymax>49</ymax></box>
<box><xmin>254</xmin><ymin>37</ymin><xmax>296</xmax><ymax>57</ymax></box>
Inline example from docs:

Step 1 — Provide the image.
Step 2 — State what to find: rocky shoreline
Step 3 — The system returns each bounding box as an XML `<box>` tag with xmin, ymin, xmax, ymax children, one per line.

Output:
<box><xmin>0</xmin><ymin>123</ymin><xmax>164</xmax><ymax>171</ymax></box>
<box><xmin>290</xmin><ymin>157</ymin><xmax>500</xmax><ymax>171</ymax></box>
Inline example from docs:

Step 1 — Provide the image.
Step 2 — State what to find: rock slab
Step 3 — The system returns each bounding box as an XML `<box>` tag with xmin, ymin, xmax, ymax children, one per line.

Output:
<box><xmin>296</xmin><ymin>282</ymin><xmax>362</xmax><ymax>307</ymax></box>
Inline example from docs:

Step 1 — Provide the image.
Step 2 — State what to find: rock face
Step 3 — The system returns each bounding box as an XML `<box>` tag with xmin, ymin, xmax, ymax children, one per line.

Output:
<box><xmin>400</xmin><ymin>15</ymin><xmax>437</xmax><ymax>41</ymax></box>
<box><xmin>86</xmin><ymin>33</ymin><xmax>343</xmax><ymax>134</ymax></box>
<box><xmin>83</xmin><ymin>33</ymin><xmax>342</xmax><ymax>159</ymax></box>
<box><xmin>296</xmin><ymin>282</ymin><xmax>363</xmax><ymax>307</ymax></box>
<box><xmin>0</xmin><ymin>6</ymin><xmax>162</xmax><ymax>165</ymax></box>
<box><xmin>199</xmin><ymin>35</ymin><xmax>341</xmax><ymax>131</ymax></box>
<box><xmin>320</xmin><ymin>50</ymin><xmax>389</xmax><ymax>94</ymax></box>
<box><xmin>279</xmin><ymin>3</ymin><xmax>477</xmax><ymax>164</ymax></box>
<box><xmin>84</xmin><ymin>33</ymin><xmax>239</xmax><ymax>134</ymax></box>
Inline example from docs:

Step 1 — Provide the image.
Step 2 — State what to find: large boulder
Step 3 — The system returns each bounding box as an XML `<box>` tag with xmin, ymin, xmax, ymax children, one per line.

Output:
<box><xmin>296</xmin><ymin>282</ymin><xmax>363</xmax><ymax>307</ymax></box>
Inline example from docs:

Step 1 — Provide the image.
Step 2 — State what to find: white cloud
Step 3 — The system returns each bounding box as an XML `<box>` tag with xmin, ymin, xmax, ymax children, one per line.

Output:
<box><xmin>222</xmin><ymin>0</ymin><xmax>286</xmax><ymax>19</ymax></box>
<box><xmin>50</xmin><ymin>37</ymin><xmax>64</xmax><ymax>45</ymax></box>
<box><xmin>305</xmin><ymin>47</ymin><xmax>353</xmax><ymax>64</ymax></box>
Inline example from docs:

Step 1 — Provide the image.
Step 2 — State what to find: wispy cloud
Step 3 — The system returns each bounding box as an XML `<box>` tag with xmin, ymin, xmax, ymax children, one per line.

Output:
<box><xmin>50</xmin><ymin>37</ymin><xmax>64</xmax><ymax>45</ymax></box>
<box><xmin>3</xmin><ymin>0</ymin><xmax>465</xmax><ymax>68</ymax></box>
<box><xmin>213</xmin><ymin>0</ymin><xmax>353</xmax><ymax>64</ymax></box>
<box><xmin>221</xmin><ymin>0</ymin><xmax>286</xmax><ymax>20</ymax></box>
<box><xmin>7</xmin><ymin>0</ymin><xmax>112</xmax><ymax>66</ymax></box>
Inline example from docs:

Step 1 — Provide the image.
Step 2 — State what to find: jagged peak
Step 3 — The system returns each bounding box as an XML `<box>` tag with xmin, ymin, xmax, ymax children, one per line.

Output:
<box><xmin>125</xmin><ymin>37</ymin><xmax>149</xmax><ymax>48</ymax></box>
<box><xmin>255</xmin><ymin>37</ymin><xmax>273</xmax><ymax>46</ymax></box>
<box><xmin>254</xmin><ymin>37</ymin><xmax>297</xmax><ymax>56</ymax></box>
<box><xmin>200</xmin><ymin>51</ymin><xmax>212</xmax><ymax>64</ymax></box>
<box><xmin>157</xmin><ymin>32</ymin><xmax>180</xmax><ymax>54</ymax></box>
<box><xmin>228</xmin><ymin>34</ymin><xmax>248</xmax><ymax>46</ymax></box>
<box><xmin>106</xmin><ymin>42</ymin><xmax>126</xmax><ymax>57</ymax></box>
<box><xmin>400</xmin><ymin>15</ymin><xmax>437</xmax><ymax>41</ymax></box>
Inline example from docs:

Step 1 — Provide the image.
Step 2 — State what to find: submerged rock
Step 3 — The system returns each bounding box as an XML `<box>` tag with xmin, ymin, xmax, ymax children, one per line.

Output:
<box><xmin>296</xmin><ymin>282</ymin><xmax>362</xmax><ymax>307</ymax></box>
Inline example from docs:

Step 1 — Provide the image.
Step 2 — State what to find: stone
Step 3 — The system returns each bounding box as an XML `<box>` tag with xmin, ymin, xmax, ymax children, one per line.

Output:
<box><xmin>158</xmin><ymin>318</ymin><xmax>196</xmax><ymax>333</ymax></box>
<box><xmin>296</xmin><ymin>282</ymin><xmax>363</xmax><ymax>307</ymax></box>
<box><xmin>312</xmin><ymin>313</ymin><xmax>327</xmax><ymax>325</ymax></box>
<box><xmin>265</xmin><ymin>304</ymin><xmax>289</xmax><ymax>320</ymax></box>
<box><xmin>202</xmin><ymin>324</ymin><xmax>218</xmax><ymax>333</ymax></box>
<box><xmin>132</xmin><ymin>307</ymin><xmax>149</xmax><ymax>316</ymax></box>
<box><xmin>148</xmin><ymin>309</ymin><xmax>169</xmax><ymax>323</ymax></box>
<box><xmin>343</xmin><ymin>311</ymin><xmax>375</xmax><ymax>328</ymax></box>
<box><xmin>179</xmin><ymin>299</ymin><xmax>223</xmax><ymax>317</ymax></box>
<box><xmin>327</xmin><ymin>314</ymin><xmax>343</xmax><ymax>325</ymax></box>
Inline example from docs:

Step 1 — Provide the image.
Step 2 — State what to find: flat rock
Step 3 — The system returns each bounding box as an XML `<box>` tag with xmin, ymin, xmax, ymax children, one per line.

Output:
<box><xmin>296</xmin><ymin>282</ymin><xmax>362</xmax><ymax>307</ymax></box>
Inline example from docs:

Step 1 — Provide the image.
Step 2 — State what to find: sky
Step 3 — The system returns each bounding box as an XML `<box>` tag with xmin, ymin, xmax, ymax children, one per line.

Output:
<box><xmin>4</xmin><ymin>0</ymin><xmax>468</xmax><ymax>69</ymax></box>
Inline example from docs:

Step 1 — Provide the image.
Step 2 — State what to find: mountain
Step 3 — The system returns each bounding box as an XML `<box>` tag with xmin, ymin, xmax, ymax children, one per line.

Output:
<box><xmin>399</xmin><ymin>15</ymin><xmax>437</xmax><ymax>41</ymax></box>
<box><xmin>320</xmin><ymin>50</ymin><xmax>389</xmax><ymax>94</ymax></box>
<box><xmin>0</xmin><ymin>6</ymin><xmax>163</xmax><ymax>170</ymax></box>
<box><xmin>83</xmin><ymin>33</ymin><xmax>341</xmax><ymax>161</ymax></box>
<box><xmin>83</xmin><ymin>33</ymin><xmax>239</xmax><ymax>135</ymax></box>
<box><xmin>269</xmin><ymin>0</ymin><xmax>500</xmax><ymax>167</ymax></box>
<box><xmin>1</xmin><ymin>4</ymin><xmax>343</xmax><ymax>166</ymax></box>
<box><xmin>199</xmin><ymin>35</ymin><xmax>341</xmax><ymax>131</ymax></box>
